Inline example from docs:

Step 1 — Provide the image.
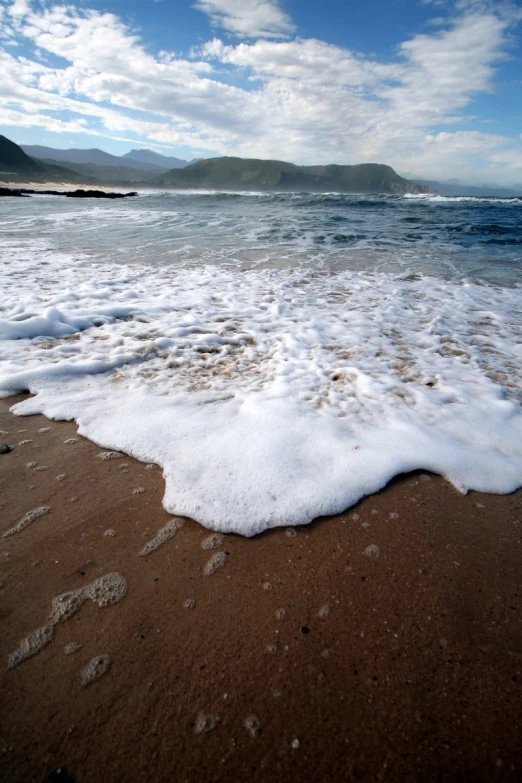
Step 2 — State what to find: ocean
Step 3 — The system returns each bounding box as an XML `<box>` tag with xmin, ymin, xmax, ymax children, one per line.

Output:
<box><xmin>1</xmin><ymin>190</ymin><xmax>521</xmax><ymax>535</ymax></box>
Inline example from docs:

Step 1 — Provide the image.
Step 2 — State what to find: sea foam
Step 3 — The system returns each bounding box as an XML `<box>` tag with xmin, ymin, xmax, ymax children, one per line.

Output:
<box><xmin>1</xmin><ymin>208</ymin><xmax>521</xmax><ymax>536</ymax></box>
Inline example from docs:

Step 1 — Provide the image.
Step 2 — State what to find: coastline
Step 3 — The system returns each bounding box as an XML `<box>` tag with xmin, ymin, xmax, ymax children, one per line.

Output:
<box><xmin>1</xmin><ymin>395</ymin><xmax>521</xmax><ymax>781</ymax></box>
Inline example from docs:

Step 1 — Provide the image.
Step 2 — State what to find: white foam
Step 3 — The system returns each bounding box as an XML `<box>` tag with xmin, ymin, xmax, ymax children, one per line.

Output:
<box><xmin>201</xmin><ymin>533</ymin><xmax>224</xmax><ymax>551</ymax></box>
<box><xmin>81</xmin><ymin>654</ymin><xmax>111</xmax><ymax>685</ymax></box>
<box><xmin>138</xmin><ymin>518</ymin><xmax>184</xmax><ymax>556</ymax></box>
<box><xmin>3</xmin><ymin>506</ymin><xmax>50</xmax><ymax>537</ymax></box>
<box><xmin>7</xmin><ymin>572</ymin><xmax>127</xmax><ymax>668</ymax></box>
<box><xmin>203</xmin><ymin>551</ymin><xmax>228</xmax><ymax>575</ymax></box>
<box><xmin>1</xmin><ymin>243</ymin><xmax>522</xmax><ymax>536</ymax></box>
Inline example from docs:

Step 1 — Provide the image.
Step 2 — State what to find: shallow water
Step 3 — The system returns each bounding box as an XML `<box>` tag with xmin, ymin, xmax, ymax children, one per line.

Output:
<box><xmin>1</xmin><ymin>191</ymin><xmax>521</xmax><ymax>534</ymax></box>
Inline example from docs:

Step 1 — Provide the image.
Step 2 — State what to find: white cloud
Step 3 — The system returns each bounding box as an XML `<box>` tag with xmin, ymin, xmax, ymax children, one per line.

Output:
<box><xmin>193</xmin><ymin>0</ymin><xmax>294</xmax><ymax>39</ymax></box>
<box><xmin>1</xmin><ymin>0</ymin><xmax>521</xmax><ymax>184</ymax></box>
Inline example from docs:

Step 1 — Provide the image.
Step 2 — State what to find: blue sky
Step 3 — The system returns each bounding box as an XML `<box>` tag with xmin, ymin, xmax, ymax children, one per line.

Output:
<box><xmin>1</xmin><ymin>0</ymin><xmax>521</xmax><ymax>184</ymax></box>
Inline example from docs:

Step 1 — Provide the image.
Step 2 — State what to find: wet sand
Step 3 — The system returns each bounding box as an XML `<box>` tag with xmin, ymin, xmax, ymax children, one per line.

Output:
<box><xmin>1</xmin><ymin>394</ymin><xmax>521</xmax><ymax>782</ymax></box>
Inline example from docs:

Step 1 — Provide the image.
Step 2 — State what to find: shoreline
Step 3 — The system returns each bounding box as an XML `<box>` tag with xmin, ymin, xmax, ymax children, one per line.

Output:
<box><xmin>1</xmin><ymin>394</ymin><xmax>521</xmax><ymax>781</ymax></box>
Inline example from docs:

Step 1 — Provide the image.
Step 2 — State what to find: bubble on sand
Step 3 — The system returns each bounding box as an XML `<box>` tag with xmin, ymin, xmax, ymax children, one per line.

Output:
<box><xmin>0</xmin><ymin>430</ymin><xmax>8</xmax><ymax>436</ymax></box>
<box><xmin>7</xmin><ymin>573</ymin><xmax>127</xmax><ymax>669</ymax></box>
<box><xmin>118</xmin><ymin>463</ymin><xmax>129</xmax><ymax>469</ymax></box>
<box><xmin>275</xmin><ymin>608</ymin><xmax>287</xmax><ymax>620</ymax></box>
<box><xmin>318</xmin><ymin>604</ymin><xmax>331</xmax><ymax>618</ymax></box>
<box><xmin>3</xmin><ymin>506</ymin><xmax>51</xmax><ymax>538</ymax></box>
<box><xmin>184</xmin><ymin>598</ymin><xmax>196</xmax><ymax>610</ymax></box>
<box><xmin>292</xmin><ymin>738</ymin><xmax>300</xmax><ymax>749</ymax></box>
<box><xmin>84</xmin><ymin>573</ymin><xmax>128</xmax><ymax>607</ymax></box>
<box><xmin>104</xmin><ymin>528</ymin><xmax>116</xmax><ymax>537</ymax></box>
<box><xmin>57</xmin><ymin>474</ymin><xmax>67</xmax><ymax>481</ymax></box>
<box><xmin>194</xmin><ymin>713</ymin><xmax>218</xmax><ymax>734</ymax></box>
<box><xmin>63</xmin><ymin>438</ymin><xmax>78</xmax><ymax>444</ymax></box>
<box><xmin>64</xmin><ymin>641</ymin><xmax>81</xmax><ymax>655</ymax></box>
<box><xmin>262</xmin><ymin>581</ymin><xmax>273</xmax><ymax>591</ymax></box>
<box><xmin>138</xmin><ymin>518</ymin><xmax>184</xmax><ymax>557</ymax></box>
<box><xmin>81</xmin><ymin>654</ymin><xmax>111</xmax><ymax>686</ymax></box>
<box><xmin>364</xmin><ymin>544</ymin><xmax>380</xmax><ymax>559</ymax></box>
<box><xmin>201</xmin><ymin>533</ymin><xmax>223</xmax><ymax>551</ymax></box>
<box><xmin>26</xmin><ymin>461</ymin><xmax>37</xmax><ymax>468</ymax></box>
<box><xmin>97</xmin><ymin>451</ymin><xmax>124</xmax><ymax>460</ymax></box>
<box><xmin>132</xmin><ymin>487</ymin><xmax>145</xmax><ymax>495</ymax></box>
<box><xmin>7</xmin><ymin>625</ymin><xmax>54</xmax><ymax>669</ymax></box>
<box><xmin>244</xmin><ymin>715</ymin><xmax>261</xmax><ymax>737</ymax></box>
<box><xmin>38</xmin><ymin>427</ymin><xmax>51</xmax><ymax>433</ymax></box>
<box><xmin>18</xmin><ymin>439</ymin><xmax>33</xmax><ymax>445</ymax></box>
<box><xmin>351</xmin><ymin>513</ymin><xmax>360</xmax><ymax>521</ymax></box>
<box><xmin>203</xmin><ymin>551</ymin><xmax>228</xmax><ymax>576</ymax></box>
<box><xmin>34</xmin><ymin>466</ymin><xmax>48</xmax><ymax>472</ymax></box>
<box><xmin>145</xmin><ymin>463</ymin><xmax>155</xmax><ymax>470</ymax></box>
<box><xmin>389</xmin><ymin>512</ymin><xmax>399</xmax><ymax>519</ymax></box>
<box><xmin>285</xmin><ymin>527</ymin><xmax>297</xmax><ymax>537</ymax></box>
<box><xmin>419</xmin><ymin>473</ymin><xmax>431</xmax><ymax>482</ymax></box>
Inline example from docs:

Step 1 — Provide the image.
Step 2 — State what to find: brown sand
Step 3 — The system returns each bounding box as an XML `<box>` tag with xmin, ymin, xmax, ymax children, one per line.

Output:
<box><xmin>1</xmin><ymin>394</ymin><xmax>521</xmax><ymax>782</ymax></box>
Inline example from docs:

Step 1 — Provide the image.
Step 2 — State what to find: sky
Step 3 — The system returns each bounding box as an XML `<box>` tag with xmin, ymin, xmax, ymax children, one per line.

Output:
<box><xmin>1</xmin><ymin>0</ymin><xmax>521</xmax><ymax>185</ymax></box>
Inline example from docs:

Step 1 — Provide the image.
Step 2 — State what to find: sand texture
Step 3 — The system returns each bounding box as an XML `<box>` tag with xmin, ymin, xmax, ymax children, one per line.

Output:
<box><xmin>1</xmin><ymin>395</ymin><xmax>521</xmax><ymax>782</ymax></box>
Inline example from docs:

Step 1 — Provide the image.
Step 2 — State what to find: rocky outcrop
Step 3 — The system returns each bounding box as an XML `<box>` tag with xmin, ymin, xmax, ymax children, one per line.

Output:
<box><xmin>0</xmin><ymin>187</ymin><xmax>137</xmax><ymax>199</ymax></box>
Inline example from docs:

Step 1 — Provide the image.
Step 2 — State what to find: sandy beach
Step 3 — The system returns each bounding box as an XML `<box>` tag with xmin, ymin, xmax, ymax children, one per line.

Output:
<box><xmin>0</xmin><ymin>394</ymin><xmax>520</xmax><ymax>782</ymax></box>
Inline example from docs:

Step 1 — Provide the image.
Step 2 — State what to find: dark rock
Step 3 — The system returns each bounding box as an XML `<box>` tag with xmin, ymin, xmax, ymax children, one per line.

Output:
<box><xmin>0</xmin><ymin>186</ymin><xmax>137</xmax><ymax>199</ymax></box>
<box><xmin>0</xmin><ymin>444</ymin><xmax>13</xmax><ymax>454</ymax></box>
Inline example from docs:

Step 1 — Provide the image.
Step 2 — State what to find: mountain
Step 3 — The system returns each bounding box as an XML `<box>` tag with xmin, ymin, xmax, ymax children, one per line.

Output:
<box><xmin>121</xmin><ymin>148</ymin><xmax>191</xmax><ymax>169</ymax></box>
<box><xmin>416</xmin><ymin>179</ymin><xmax>521</xmax><ymax>198</ymax></box>
<box><xmin>38</xmin><ymin>159</ymin><xmax>164</xmax><ymax>185</ymax></box>
<box><xmin>21</xmin><ymin>144</ymin><xmax>192</xmax><ymax>171</ymax></box>
<box><xmin>155</xmin><ymin>156</ymin><xmax>431</xmax><ymax>194</ymax></box>
<box><xmin>0</xmin><ymin>135</ymin><xmax>95</xmax><ymax>183</ymax></box>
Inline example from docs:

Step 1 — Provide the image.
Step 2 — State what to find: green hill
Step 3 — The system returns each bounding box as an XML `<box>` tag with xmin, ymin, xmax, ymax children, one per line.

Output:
<box><xmin>155</xmin><ymin>156</ymin><xmax>431</xmax><ymax>194</ymax></box>
<box><xmin>38</xmin><ymin>159</ymin><xmax>165</xmax><ymax>185</ymax></box>
<box><xmin>0</xmin><ymin>135</ymin><xmax>95</xmax><ymax>184</ymax></box>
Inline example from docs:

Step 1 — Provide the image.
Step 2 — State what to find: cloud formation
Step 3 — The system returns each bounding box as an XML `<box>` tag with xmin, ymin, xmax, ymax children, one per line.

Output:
<box><xmin>1</xmin><ymin>0</ymin><xmax>521</xmax><ymax>184</ymax></box>
<box><xmin>193</xmin><ymin>0</ymin><xmax>294</xmax><ymax>38</ymax></box>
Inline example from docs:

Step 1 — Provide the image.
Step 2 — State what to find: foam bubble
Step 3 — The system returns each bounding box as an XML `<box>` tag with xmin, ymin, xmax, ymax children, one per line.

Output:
<box><xmin>183</xmin><ymin>598</ymin><xmax>196</xmax><ymax>610</ymax></box>
<box><xmin>244</xmin><ymin>715</ymin><xmax>261</xmax><ymax>737</ymax></box>
<box><xmin>97</xmin><ymin>451</ymin><xmax>124</xmax><ymax>460</ymax></box>
<box><xmin>194</xmin><ymin>713</ymin><xmax>218</xmax><ymax>734</ymax></box>
<box><xmin>64</xmin><ymin>641</ymin><xmax>81</xmax><ymax>655</ymax></box>
<box><xmin>63</xmin><ymin>438</ymin><xmax>78</xmax><ymax>444</ymax></box>
<box><xmin>56</xmin><ymin>474</ymin><xmax>67</xmax><ymax>481</ymax></box>
<box><xmin>138</xmin><ymin>518</ymin><xmax>184</xmax><ymax>556</ymax></box>
<box><xmin>318</xmin><ymin>604</ymin><xmax>331</xmax><ymax>618</ymax></box>
<box><xmin>3</xmin><ymin>506</ymin><xmax>50</xmax><ymax>537</ymax></box>
<box><xmin>26</xmin><ymin>461</ymin><xmax>37</xmax><ymax>468</ymax></box>
<box><xmin>104</xmin><ymin>528</ymin><xmax>116</xmax><ymax>537</ymax></box>
<box><xmin>201</xmin><ymin>533</ymin><xmax>224</xmax><ymax>551</ymax></box>
<box><xmin>34</xmin><ymin>465</ymin><xmax>48</xmax><ymax>472</ymax></box>
<box><xmin>81</xmin><ymin>654</ymin><xmax>111</xmax><ymax>686</ymax></box>
<box><xmin>7</xmin><ymin>572</ymin><xmax>127</xmax><ymax>669</ymax></box>
<box><xmin>132</xmin><ymin>487</ymin><xmax>145</xmax><ymax>495</ymax></box>
<box><xmin>203</xmin><ymin>551</ymin><xmax>228</xmax><ymax>575</ymax></box>
<box><xmin>275</xmin><ymin>608</ymin><xmax>287</xmax><ymax>620</ymax></box>
<box><xmin>38</xmin><ymin>427</ymin><xmax>51</xmax><ymax>433</ymax></box>
<box><xmin>364</xmin><ymin>544</ymin><xmax>380</xmax><ymax>559</ymax></box>
<box><xmin>18</xmin><ymin>440</ymin><xmax>33</xmax><ymax>446</ymax></box>
<box><xmin>7</xmin><ymin>624</ymin><xmax>53</xmax><ymax>669</ymax></box>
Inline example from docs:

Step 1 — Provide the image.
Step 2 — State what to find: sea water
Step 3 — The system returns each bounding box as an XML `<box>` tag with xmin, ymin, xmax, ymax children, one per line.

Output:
<box><xmin>0</xmin><ymin>190</ymin><xmax>521</xmax><ymax>535</ymax></box>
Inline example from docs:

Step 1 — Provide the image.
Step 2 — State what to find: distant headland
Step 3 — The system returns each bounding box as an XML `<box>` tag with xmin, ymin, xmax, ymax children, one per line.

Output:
<box><xmin>0</xmin><ymin>133</ymin><xmax>432</xmax><ymax>195</ymax></box>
